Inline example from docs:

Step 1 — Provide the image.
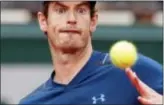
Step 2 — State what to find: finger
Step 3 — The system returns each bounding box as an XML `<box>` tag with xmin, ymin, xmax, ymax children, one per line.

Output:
<box><xmin>125</xmin><ymin>68</ymin><xmax>137</xmax><ymax>86</ymax></box>
<box><xmin>125</xmin><ymin>68</ymin><xmax>147</xmax><ymax>95</ymax></box>
<box><xmin>134</xmin><ymin>74</ymin><xmax>157</xmax><ymax>97</ymax></box>
<box><xmin>126</xmin><ymin>69</ymin><xmax>157</xmax><ymax>97</ymax></box>
<box><xmin>134</xmin><ymin>74</ymin><xmax>149</xmax><ymax>96</ymax></box>
<box><xmin>125</xmin><ymin>68</ymin><xmax>140</xmax><ymax>89</ymax></box>
<box><xmin>136</xmin><ymin>78</ymin><xmax>158</xmax><ymax>98</ymax></box>
<box><xmin>138</xmin><ymin>96</ymin><xmax>152</xmax><ymax>105</ymax></box>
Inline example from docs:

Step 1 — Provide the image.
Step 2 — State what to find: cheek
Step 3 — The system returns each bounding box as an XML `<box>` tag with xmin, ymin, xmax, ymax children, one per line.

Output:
<box><xmin>46</xmin><ymin>23</ymin><xmax>58</xmax><ymax>43</ymax></box>
<box><xmin>47</xmin><ymin>17</ymin><xmax>61</xmax><ymax>36</ymax></box>
<box><xmin>78</xmin><ymin>16</ymin><xmax>91</xmax><ymax>32</ymax></box>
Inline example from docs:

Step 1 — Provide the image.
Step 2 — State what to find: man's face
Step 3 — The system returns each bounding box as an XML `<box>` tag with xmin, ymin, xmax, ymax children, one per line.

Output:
<box><xmin>38</xmin><ymin>1</ymin><xmax>98</xmax><ymax>52</ymax></box>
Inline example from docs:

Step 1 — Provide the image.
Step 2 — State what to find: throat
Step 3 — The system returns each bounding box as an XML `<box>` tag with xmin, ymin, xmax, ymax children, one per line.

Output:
<box><xmin>54</xmin><ymin>64</ymin><xmax>81</xmax><ymax>85</ymax></box>
<box><xmin>53</xmin><ymin>48</ymin><xmax>92</xmax><ymax>85</ymax></box>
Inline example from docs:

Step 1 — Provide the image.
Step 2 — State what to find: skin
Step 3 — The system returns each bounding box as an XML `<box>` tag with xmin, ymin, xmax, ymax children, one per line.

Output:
<box><xmin>38</xmin><ymin>1</ymin><xmax>98</xmax><ymax>84</ymax></box>
<box><xmin>37</xmin><ymin>1</ymin><xmax>162</xmax><ymax>104</ymax></box>
<box><xmin>125</xmin><ymin>68</ymin><xmax>162</xmax><ymax>104</ymax></box>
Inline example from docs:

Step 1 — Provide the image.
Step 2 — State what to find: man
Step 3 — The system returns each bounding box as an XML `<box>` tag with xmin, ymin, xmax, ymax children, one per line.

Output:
<box><xmin>19</xmin><ymin>1</ymin><xmax>163</xmax><ymax>104</ymax></box>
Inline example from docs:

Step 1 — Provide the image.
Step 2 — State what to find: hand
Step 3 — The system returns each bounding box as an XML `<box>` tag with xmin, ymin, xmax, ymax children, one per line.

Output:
<box><xmin>125</xmin><ymin>68</ymin><xmax>162</xmax><ymax>105</ymax></box>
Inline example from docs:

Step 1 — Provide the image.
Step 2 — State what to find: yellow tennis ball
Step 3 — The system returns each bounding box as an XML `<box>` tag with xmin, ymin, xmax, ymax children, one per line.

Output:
<box><xmin>109</xmin><ymin>40</ymin><xmax>138</xmax><ymax>69</ymax></box>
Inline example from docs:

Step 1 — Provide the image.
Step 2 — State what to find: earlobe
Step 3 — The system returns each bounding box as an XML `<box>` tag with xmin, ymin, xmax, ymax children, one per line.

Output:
<box><xmin>90</xmin><ymin>13</ymin><xmax>98</xmax><ymax>32</ymax></box>
<box><xmin>37</xmin><ymin>12</ymin><xmax>47</xmax><ymax>32</ymax></box>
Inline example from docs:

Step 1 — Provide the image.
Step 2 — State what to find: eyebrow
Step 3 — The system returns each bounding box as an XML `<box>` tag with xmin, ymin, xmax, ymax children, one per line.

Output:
<box><xmin>76</xmin><ymin>1</ymin><xmax>90</xmax><ymax>7</ymax></box>
<box><xmin>55</xmin><ymin>1</ymin><xmax>68</xmax><ymax>8</ymax></box>
<box><xmin>54</xmin><ymin>1</ymin><xmax>90</xmax><ymax>8</ymax></box>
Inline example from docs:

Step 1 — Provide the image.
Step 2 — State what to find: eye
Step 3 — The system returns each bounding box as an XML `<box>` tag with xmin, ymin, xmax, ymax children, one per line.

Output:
<box><xmin>77</xmin><ymin>8</ymin><xmax>87</xmax><ymax>14</ymax></box>
<box><xmin>54</xmin><ymin>7</ymin><xmax>66</xmax><ymax>14</ymax></box>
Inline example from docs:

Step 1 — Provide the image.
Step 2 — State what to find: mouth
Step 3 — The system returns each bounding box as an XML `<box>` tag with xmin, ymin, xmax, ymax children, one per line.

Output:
<box><xmin>60</xmin><ymin>29</ymin><xmax>81</xmax><ymax>34</ymax></box>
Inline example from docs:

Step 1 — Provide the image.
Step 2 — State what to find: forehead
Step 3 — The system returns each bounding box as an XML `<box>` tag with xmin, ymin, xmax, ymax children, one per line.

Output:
<box><xmin>49</xmin><ymin>1</ymin><xmax>90</xmax><ymax>7</ymax></box>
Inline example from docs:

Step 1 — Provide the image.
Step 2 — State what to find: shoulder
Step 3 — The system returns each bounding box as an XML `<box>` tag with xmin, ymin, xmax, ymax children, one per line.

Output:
<box><xmin>101</xmin><ymin>51</ymin><xmax>162</xmax><ymax>73</ymax></box>
<box><xmin>102</xmin><ymin>51</ymin><xmax>162</xmax><ymax>94</ymax></box>
<box><xmin>19</xmin><ymin>80</ymin><xmax>48</xmax><ymax>104</ymax></box>
<box><xmin>95</xmin><ymin>51</ymin><xmax>162</xmax><ymax>74</ymax></box>
<box><xmin>99</xmin><ymin>51</ymin><xmax>162</xmax><ymax>84</ymax></box>
<box><xmin>132</xmin><ymin>53</ymin><xmax>163</xmax><ymax>94</ymax></box>
<box><xmin>132</xmin><ymin>53</ymin><xmax>162</xmax><ymax>76</ymax></box>
<box><xmin>135</xmin><ymin>53</ymin><xmax>162</xmax><ymax>69</ymax></box>
<box><xmin>92</xmin><ymin>51</ymin><xmax>110</xmax><ymax>65</ymax></box>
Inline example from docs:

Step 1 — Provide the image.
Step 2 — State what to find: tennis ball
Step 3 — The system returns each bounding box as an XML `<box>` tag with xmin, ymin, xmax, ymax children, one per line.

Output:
<box><xmin>109</xmin><ymin>40</ymin><xmax>138</xmax><ymax>69</ymax></box>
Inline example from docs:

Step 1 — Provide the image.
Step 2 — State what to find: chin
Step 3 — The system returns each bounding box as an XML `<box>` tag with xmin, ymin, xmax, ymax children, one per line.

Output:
<box><xmin>59</xmin><ymin>44</ymin><xmax>84</xmax><ymax>53</ymax></box>
<box><xmin>61</xmin><ymin>47</ymin><xmax>79</xmax><ymax>53</ymax></box>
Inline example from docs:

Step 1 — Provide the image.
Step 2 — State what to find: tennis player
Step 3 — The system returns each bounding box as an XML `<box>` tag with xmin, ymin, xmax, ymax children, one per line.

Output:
<box><xmin>19</xmin><ymin>1</ymin><xmax>163</xmax><ymax>104</ymax></box>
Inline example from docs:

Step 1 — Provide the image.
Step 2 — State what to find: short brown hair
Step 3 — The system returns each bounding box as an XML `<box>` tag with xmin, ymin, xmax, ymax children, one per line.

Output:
<box><xmin>42</xmin><ymin>1</ymin><xmax>96</xmax><ymax>18</ymax></box>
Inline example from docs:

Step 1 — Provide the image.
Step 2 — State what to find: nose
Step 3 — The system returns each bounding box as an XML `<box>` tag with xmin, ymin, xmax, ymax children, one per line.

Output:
<box><xmin>67</xmin><ymin>11</ymin><xmax>77</xmax><ymax>25</ymax></box>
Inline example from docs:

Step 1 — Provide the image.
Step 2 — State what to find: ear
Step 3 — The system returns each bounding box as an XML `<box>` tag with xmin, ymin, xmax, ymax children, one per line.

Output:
<box><xmin>90</xmin><ymin>10</ymin><xmax>98</xmax><ymax>33</ymax></box>
<box><xmin>37</xmin><ymin>12</ymin><xmax>48</xmax><ymax>32</ymax></box>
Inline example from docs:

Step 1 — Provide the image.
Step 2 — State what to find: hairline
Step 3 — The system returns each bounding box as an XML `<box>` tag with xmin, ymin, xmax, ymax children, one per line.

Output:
<box><xmin>42</xmin><ymin>1</ymin><xmax>96</xmax><ymax>18</ymax></box>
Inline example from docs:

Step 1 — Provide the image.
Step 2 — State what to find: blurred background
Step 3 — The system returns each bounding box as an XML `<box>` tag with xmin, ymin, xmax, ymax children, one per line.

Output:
<box><xmin>1</xmin><ymin>1</ymin><xmax>163</xmax><ymax>104</ymax></box>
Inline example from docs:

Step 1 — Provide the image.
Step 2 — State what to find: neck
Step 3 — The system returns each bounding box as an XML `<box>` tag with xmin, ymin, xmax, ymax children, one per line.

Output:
<box><xmin>49</xmin><ymin>41</ymin><xmax>93</xmax><ymax>85</ymax></box>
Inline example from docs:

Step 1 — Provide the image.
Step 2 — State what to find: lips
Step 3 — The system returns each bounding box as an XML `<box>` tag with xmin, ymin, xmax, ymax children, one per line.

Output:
<box><xmin>60</xmin><ymin>29</ymin><xmax>81</xmax><ymax>34</ymax></box>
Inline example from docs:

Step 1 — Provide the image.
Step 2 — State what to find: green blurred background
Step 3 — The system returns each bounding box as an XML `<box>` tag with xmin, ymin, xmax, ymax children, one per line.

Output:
<box><xmin>1</xmin><ymin>24</ymin><xmax>163</xmax><ymax>64</ymax></box>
